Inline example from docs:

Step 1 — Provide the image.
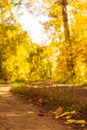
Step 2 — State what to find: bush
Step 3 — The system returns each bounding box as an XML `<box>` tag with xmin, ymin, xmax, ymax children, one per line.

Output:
<box><xmin>10</xmin><ymin>83</ymin><xmax>29</xmax><ymax>96</ymax></box>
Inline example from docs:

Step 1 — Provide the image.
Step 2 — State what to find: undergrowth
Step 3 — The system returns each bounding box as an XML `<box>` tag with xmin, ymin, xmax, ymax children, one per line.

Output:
<box><xmin>10</xmin><ymin>82</ymin><xmax>87</xmax><ymax>115</ymax></box>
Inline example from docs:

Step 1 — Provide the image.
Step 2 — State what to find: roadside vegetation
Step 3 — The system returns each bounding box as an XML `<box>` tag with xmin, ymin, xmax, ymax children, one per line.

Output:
<box><xmin>10</xmin><ymin>81</ymin><xmax>87</xmax><ymax>129</ymax></box>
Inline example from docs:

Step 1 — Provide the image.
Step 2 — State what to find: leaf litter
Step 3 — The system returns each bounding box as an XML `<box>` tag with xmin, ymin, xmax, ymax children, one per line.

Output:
<box><xmin>53</xmin><ymin>107</ymin><xmax>86</xmax><ymax>127</ymax></box>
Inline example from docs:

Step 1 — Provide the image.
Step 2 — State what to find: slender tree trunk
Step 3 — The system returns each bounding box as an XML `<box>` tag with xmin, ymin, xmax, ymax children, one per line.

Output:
<box><xmin>61</xmin><ymin>0</ymin><xmax>74</xmax><ymax>80</ymax></box>
<box><xmin>61</xmin><ymin>0</ymin><xmax>70</xmax><ymax>42</ymax></box>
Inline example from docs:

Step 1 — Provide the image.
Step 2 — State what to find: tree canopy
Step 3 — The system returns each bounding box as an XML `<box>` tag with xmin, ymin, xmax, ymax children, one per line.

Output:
<box><xmin>0</xmin><ymin>0</ymin><xmax>87</xmax><ymax>84</ymax></box>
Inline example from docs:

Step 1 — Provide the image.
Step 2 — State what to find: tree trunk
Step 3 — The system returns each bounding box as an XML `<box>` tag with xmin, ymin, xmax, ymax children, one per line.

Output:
<box><xmin>61</xmin><ymin>0</ymin><xmax>74</xmax><ymax>80</ymax></box>
<box><xmin>61</xmin><ymin>0</ymin><xmax>70</xmax><ymax>42</ymax></box>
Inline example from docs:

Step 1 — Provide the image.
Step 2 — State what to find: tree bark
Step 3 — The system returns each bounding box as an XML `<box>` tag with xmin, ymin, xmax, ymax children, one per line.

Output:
<box><xmin>61</xmin><ymin>0</ymin><xmax>70</xmax><ymax>43</ymax></box>
<box><xmin>61</xmin><ymin>0</ymin><xmax>74</xmax><ymax>79</ymax></box>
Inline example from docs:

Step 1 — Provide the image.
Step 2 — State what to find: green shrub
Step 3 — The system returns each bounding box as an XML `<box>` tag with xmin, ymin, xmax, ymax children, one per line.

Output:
<box><xmin>10</xmin><ymin>83</ymin><xmax>29</xmax><ymax>96</ymax></box>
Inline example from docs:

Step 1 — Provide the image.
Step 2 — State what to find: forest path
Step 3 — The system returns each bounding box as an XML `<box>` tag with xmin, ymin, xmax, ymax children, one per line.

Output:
<box><xmin>0</xmin><ymin>84</ymin><xmax>72</xmax><ymax>130</ymax></box>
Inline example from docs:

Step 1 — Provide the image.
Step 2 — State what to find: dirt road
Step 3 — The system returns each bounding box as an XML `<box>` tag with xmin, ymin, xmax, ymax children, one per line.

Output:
<box><xmin>0</xmin><ymin>84</ymin><xmax>72</xmax><ymax>130</ymax></box>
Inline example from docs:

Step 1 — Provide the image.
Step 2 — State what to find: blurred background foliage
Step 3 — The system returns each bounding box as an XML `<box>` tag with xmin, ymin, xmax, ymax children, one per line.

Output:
<box><xmin>0</xmin><ymin>0</ymin><xmax>87</xmax><ymax>84</ymax></box>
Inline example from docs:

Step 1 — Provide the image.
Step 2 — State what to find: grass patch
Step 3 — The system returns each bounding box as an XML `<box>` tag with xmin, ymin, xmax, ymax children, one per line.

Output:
<box><xmin>10</xmin><ymin>83</ymin><xmax>29</xmax><ymax>96</ymax></box>
<box><xmin>0</xmin><ymin>79</ymin><xmax>13</xmax><ymax>84</ymax></box>
<box><xmin>10</xmin><ymin>82</ymin><xmax>87</xmax><ymax>130</ymax></box>
<box><xmin>10</xmin><ymin>82</ymin><xmax>87</xmax><ymax>119</ymax></box>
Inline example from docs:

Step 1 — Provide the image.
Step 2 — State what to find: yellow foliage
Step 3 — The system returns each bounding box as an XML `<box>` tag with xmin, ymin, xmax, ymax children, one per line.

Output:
<box><xmin>6</xmin><ymin>30</ymin><xmax>13</xmax><ymax>39</ymax></box>
<box><xmin>70</xmin><ymin>111</ymin><xmax>76</xmax><ymax>114</ymax></box>
<box><xmin>65</xmin><ymin>119</ymin><xmax>76</xmax><ymax>124</ymax></box>
<box><xmin>54</xmin><ymin>108</ymin><xmax>86</xmax><ymax>126</ymax></box>
<box><xmin>54</xmin><ymin>107</ymin><xmax>76</xmax><ymax>119</ymax></box>
<box><xmin>76</xmin><ymin>120</ymin><xmax>86</xmax><ymax>124</ymax></box>
<box><xmin>65</xmin><ymin>119</ymin><xmax>86</xmax><ymax>125</ymax></box>
<box><xmin>43</xmin><ymin>0</ymin><xmax>52</xmax><ymax>2</ymax></box>
<box><xmin>54</xmin><ymin>107</ymin><xmax>63</xmax><ymax>119</ymax></box>
<box><xmin>55</xmin><ymin>107</ymin><xmax>63</xmax><ymax>115</ymax></box>
<box><xmin>58</xmin><ymin>112</ymin><xmax>71</xmax><ymax>118</ymax></box>
<box><xmin>7</xmin><ymin>2</ymin><xmax>12</xmax><ymax>11</ymax></box>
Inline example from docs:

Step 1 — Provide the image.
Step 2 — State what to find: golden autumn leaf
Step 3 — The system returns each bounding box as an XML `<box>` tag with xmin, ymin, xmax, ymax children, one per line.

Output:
<box><xmin>76</xmin><ymin>120</ymin><xmax>86</xmax><ymax>124</ymax></box>
<box><xmin>53</xmin><ymin>107</ymin><xmax>63</xmax><ymax>119</ymax></box>
<box><xmin>65</xmin><ymin>119</ymin><xmax>76</xmax><ymax>124</ymax></box>
<box><xmin>65</xmin><ymin>115</ymin><xmax>72</xmax><ymax>119</ymax></box>
<box><xmin>54</xmin><ymin>110</ymin><xmax>76</xmax><ymax>119</ymax></box>
<box><xmin>55</xmin><ymin>107</ymin><xmax>63</xmax><ymax>115</ymax></box>
<box><xmin>70</xmin><ymin>110</ymin><xmax>76</xmax><ymax>114</ymax></box>
<box><xmin>55</xmin><ymin>115</ymin><xmax>60</xmax><ymax>119</ymax></box>
<box><xmin>65</xmin><ymin>119</ymin><xmax>86</xmax><ymax>125</ymax></box>
<box><xmin>59</xmin><ymin>112</ymin><xmax>70</xmax><ymax>117</ymax></box>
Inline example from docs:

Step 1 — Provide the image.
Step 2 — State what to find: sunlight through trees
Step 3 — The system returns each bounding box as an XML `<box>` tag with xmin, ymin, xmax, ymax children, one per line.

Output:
<box><xmin>0</xmin><ymin>0</ymin><xmax>87</xmax><ymax>84</ymax></box>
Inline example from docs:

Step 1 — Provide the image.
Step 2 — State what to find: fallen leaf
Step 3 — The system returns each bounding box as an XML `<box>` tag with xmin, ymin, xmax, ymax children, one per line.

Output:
<box><xmin>65</xmin><ymin>119</ymin><xmax>86</xmax><ymax>125</ymax></box>
<box><xmin>55</xmin><ymin>115</ymin><xmax>59</xmax><ymax>119</ymax></box>
<box><xmin>67</xmin><ymin>119</ymin><xmax>76</xmax><ymax>123</ymax></box>
<box><xmin>38</xmin><ymin>113</ymin><xmax>45</xmax><ymax>116</ymax></box>
<box><xmin>55</xmin><ymin>107</ymin><xmax>63</xmax><ymax>115</ymax></box>
<box><xmin>70</xmin><ymin>110</ymin><xmax>76</xmax><ymax>114</ymax></box>
<box><xmin>65</xmin><ymin>119</ymin><xmax>76</xmax><ymax>124</ymax></box>
<box><xmin>38</xmin><ymin>98</ymin><xmax>43</xmax><ymax>104</ymax></box>
<box><xmin>58</xmin><ymin>110</ymin><xmax>76</xmax><ymax>118</ymax></box>
<box><xmin>66</xmin><ymin>115</ymin><xmax>72</xmax><ymax>119</ymax></box>
<box><xmin>76</xmin><ymin>120</ymin><xmax>86</xmax><ymax>124</ymax></box>
<box><xmin>59</xmin><ymin>112</ymin><xmax>70</xmax><ymax>117</ymax></box>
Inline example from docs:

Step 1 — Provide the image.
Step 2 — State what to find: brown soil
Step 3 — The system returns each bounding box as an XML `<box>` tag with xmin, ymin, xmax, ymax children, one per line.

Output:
<box><xmin>0</xmin><ymin>84</ymin><xmax>73</xmax><ymax>130</ymax></box>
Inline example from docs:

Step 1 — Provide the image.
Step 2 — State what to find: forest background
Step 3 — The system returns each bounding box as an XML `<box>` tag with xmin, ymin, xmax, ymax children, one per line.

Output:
<box><xmin>0</xmin><ymin>0</ymin><xmax>87</xmax><ymax>84</ymax></box>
